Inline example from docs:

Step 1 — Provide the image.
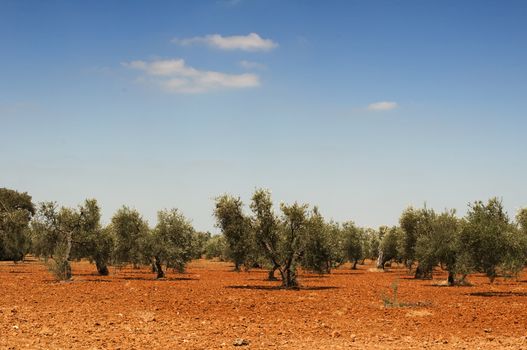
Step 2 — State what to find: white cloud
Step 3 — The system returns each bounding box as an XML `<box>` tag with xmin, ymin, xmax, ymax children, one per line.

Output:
<box><xmin>367</xmin><ymin>101</ymin><xmax>399</xmax><ymax>111</ymax></box>
<box><xmin>123</xmin><ymin>58</ymin><xmax>260</xmax><ymax>93</ymax></box>
<box><xmin>239</xmin><ymin>60</ymin><xmax>266</xmax><ymax>70</ymax></box>
<box><xmin>172</xmin><ymin>33</ymin><xmax>278</xmax><ymax>52</ymax></box>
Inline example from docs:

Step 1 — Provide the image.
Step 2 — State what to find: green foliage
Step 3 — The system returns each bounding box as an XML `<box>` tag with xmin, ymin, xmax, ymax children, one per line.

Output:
<box><xmin>31</xmin><ymin>202</ymin><xmax>76</xmax><ymax>280</ymax></box>
<box><xmin>214</xmin><ymin>195</ymin><xmax>255</xmax><ymax>271</ymax></box>
<box><xmin>250</xmin><ymin>188</ymin><xmax>281</xmax><ymax>278</ymax></box>
<box><xmin>342</xmin><ymin>221</ymin><xmax>364</xmax><ymax>269</ymax></box>
<box><xmin>190</xmin><ymin>231</ymin><xmax>211</xmax><ymax>259</ymax></box>
<box><xmin>31</xmin><ymin>202</ymin><xmax>61</xmax><ymax>259</ymax></box>
<box><xmin>32</xmin><ymin>199</ymin><xmax>112</xmax><ymax>278</ymax></box>
<box><xmin>300</xmin><ymin>207</ymin><xmax>336</xmax><ymax>274</ymax></box>
<box><xmin>278</xmin><ymin>201</ymin><xmax>309</xmax><ymax>287</ymax></box>
<box><xmin>500</xmin><ymin>228</ymin><xmax>527</xmax><ymax>278</ymax></box>
<box><xmin>414</xmin><ymin>208</ymin><xmax>460</xmax><ymax>281</ymax></box>
<box><xmin>399</xmin><ymin>207</ymin><xmax>420</xmax><ymax>268</ymax></box>
<box><xmin>458</xmin><ymin>198</ymin><xmax>516</xmax><ymax>282</ymax></box>
<box><xmin>0</xmin><ymin>188</ymin><xmax>35</xmax><ymax>261</ymax></box>
<box><xmin>509</xmin><ymin>208</ymin><xmax>527</xmax><ymax>277</ymax></box>
<box><xmin>148</xmin><ymin>209</ymin><xmax>195</xmax><ymax>278</ymax></box>
<box><xmin>376</xmin><ymin>226</ymin><xmax>401</xmax><ymax>269</ymax></box>
<box><xmin>47</xmin><ymin>237</ymin><xmax>73</xmax><ymax>281</ymax></box>
<box><xmin>70</xmin><ymin>199</ymin><xmax>112</xmax><ymax>275</ymax></box>
<box><xmin>517</xmin><ymin>208</ymin><xmax>527</xmax><ymax>234</ymax></box>
<box><xmin>250</xmin><ymin>189</ymin><xmax>311</xmax><ymax>287</ymax></box>
<box><xmin>204</xmin><ymin>234</ymin><xmax>228</xmax><ymax>260</ymax></box>
<box><xmin>410</xmin><ymin>207</ymin><xmax>438</xmax><ymax>278</ymax></box>
<box><xmin>110</xmin><ymin>206</ymin><xmax>149</xmax><ymax>267</ymax></box>
<box><xmin>363</xmin><ymin>228</ymin><xmax>380</xmax><ymax>260</ymax></box>
<box><xmin>325</xmin><ymin>221</ymin><xmax>347</xmax><ymax>269</ymax></box>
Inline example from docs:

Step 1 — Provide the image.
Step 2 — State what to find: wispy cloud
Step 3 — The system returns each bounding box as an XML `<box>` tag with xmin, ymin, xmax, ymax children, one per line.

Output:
<box><xmin>172</xmin><ymin>33</ymin><xmax>278</xmax><ymax>52</ymax></box>
<box><xmin>123</xmin><ymin>59</ymin><xmax>260</xmax><ymax>94</ymax></box>
<box><xmin>239</xmin><ymin>60</ymin><xmax>266</xmax><ymax>70</ymax></box>
<box><xmin>367</xmin><ymin>101</ymin><xmax>399</xmax><ymax>111</ymax></box>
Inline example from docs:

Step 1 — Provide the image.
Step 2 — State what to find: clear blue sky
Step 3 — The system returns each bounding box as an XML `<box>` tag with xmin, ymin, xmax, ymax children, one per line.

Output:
<box><xmin>1</xmin><ymin>0</ymin><xmax>526</xmax><ymax>231</ymax></box>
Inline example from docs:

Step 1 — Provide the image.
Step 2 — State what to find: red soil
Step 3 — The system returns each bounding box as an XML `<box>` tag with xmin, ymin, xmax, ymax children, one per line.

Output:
<box><xmin>1</xmin><ymin>259</ymin><xmax>527</xmax><ymax>349</ymax></box>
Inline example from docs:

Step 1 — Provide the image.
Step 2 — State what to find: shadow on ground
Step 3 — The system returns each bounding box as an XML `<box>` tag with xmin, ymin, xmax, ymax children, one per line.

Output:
<box><xmin>468</xmin><ymin>291</ymin><xmax>527</xmax><ymax>297</ymax></box>
<box><xmin>226</xmin><ymin>285</ymin><xmax>339</xmax><ymax>291</ymax></box>
<box><xmin>120</xmin><ymin>276</ymin><xmax>196</xmax><ymax>281</ymax></box>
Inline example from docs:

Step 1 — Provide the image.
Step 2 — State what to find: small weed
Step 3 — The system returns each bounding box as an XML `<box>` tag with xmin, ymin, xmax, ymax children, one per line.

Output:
<box><xmin>382</xmin><ymin>279</ymin><xmax>401</xmax><ymax>307</ymax></box>
<box><xmin>382</xmin><ymin>279</ymin><xmax>431</xmax><ymax>308</ymax></box>
<box><xmin>47</xmin><ymin>259</ymin><xmax>72</xmax><ymax>281</ymax></box>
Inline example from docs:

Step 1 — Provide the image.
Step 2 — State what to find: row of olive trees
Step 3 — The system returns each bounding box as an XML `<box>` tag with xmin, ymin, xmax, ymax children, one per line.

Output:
<box><xmin>0</xmin><ymin>188</ymin><xmax>206</xmax><ymax>280</ymax></box>
<box><xmin>213</xmin><ymin>190</ymin><xmax>527</xmax><ymax>287</ymax></box>
<box><xmin>396</xmin><ymin>198</ymin><xmax>527</xmax><ymax>284</ymax></box>
<box><xmin>3</xmin><ymin>187</ymin><xmax>527</xmax><ymax>286</ymax></box>
<box><xmin>33</xmin><ymin>202</ymin><xmax>208</xmax><ymax>280</ymax></box>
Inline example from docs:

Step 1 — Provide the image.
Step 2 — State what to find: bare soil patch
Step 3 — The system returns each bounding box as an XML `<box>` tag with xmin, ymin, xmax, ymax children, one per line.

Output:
<box><xmin>1</xmin><ymin>259</ymin><xmax>527</xmax><ymax>349</ymax></box>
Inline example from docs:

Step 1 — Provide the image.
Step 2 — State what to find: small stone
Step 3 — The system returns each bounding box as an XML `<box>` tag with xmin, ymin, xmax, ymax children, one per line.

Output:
<box><xmin>331</xmin><ymin>330</ymin><xmax>341</xmax><ymax>338</ymax></box>
<box><xmin>233</xmin><ymin>338</ymin><xmax>250</xmax><ymax>346</ymax></box>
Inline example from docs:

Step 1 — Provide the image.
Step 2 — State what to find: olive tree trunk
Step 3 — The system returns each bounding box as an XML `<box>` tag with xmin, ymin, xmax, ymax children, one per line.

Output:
<box><xmin>154</xmin><ymin>256</ymin><xmax>164</xmax><ymax>279</ymax></box>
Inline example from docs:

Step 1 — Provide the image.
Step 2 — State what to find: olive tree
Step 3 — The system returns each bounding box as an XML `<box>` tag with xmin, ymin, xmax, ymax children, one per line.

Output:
<box><xmin>414</xmin><ymin>209</ymin><xmax>460</xmax><ymax>284</ymax></box>
<box><xmin>147</xmin><ymin>209</ymin><xmax>195</xmax><ymax>279</ymax></box>
<box><xmin>363</xmin><ymin>228</ymin><xmax>380</xmax><ymax>261</ymax></box>
<box><xmin>248</xmin><ymin>189</ymin><xmax>310</xmax><ymax>287</ymax></box>
<box><xmin>376</xmin><ymin>226</ymin><xmax>401</xmax><ymax>269</ymax></box>
<box><xmin>31</xmin><ymin>202</ymin><xmax>78</xmax><ymax>280</ymax></box>
<box><xmin>277</xmin><ymin>202</ymin><xmax>309</xmax><ymax>287</ymax></box>
<box><xmin>458</xmin><ymin>198</ymin><xmax>515</xmax><ymax>283</ymax></box>
<box><xmin>399</xmin><ymin>207</ymin><xmax>420</xmax><ymax>269</ymax></box>
<box><xmin>69</xmin><ymin>199</ymin><xmax>113</xmax><ymax>276</ymax></box>
<box><xmin>400</xmin><ymin>206</ymin><xmax>453</xmax><ymax>279</ymax></box>
<box><xmin>214</xmin><ymin>195</ymin><xmax>254</xmax><ymax>271</ymax></box>
<box><xmin>110</xmin><ymin>206</ymin><xmax>149</xmax><ymax>268</ymax></box>
<box><xmin>342</xmin><ymin>221</ymin><xmax>364</xmax><ymax>269</ymax></box>
<box><xmin>300</xmin><ymin>207</ymin><xmax>336</xmax><ymax>274</ymax></box>
<box><xmin>0</xmin><ymin>188</ymin><xmax>35</xmax><ymax>262</ymax></box>
<box><xmin>325</xmin><ymin>221</ymin><xmax>347</xmax><ymax>269</ymax></box>
<box><xmin>31</xmin><ymin>199</ymin><xmax>111</xmax><ymax>279</ymax></box>
<box><xmin>411</xmin><ymin>208</ymin><xmax>436</xmax><ymax>279</ymax></box>
<box><xmin>250</xmin><ymin>189</ymin><xmax>281</xmax><ymax>279</ymax></box>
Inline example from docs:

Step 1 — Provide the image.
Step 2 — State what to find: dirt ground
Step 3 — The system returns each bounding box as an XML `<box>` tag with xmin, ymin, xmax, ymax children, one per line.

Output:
<box><xmin>1</xmin><ymin>258</ymin><xmax>527</xmax><ymax>349</ymax></box>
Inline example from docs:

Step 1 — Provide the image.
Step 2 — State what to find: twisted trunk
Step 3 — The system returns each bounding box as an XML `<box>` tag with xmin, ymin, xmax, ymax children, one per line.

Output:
<box><xmin>376</xmin><ymin>251</ymin><xmax>385</xmax><ymax>269</ymax></box>
<box><xmin>268</xmin><ymin>263</ymin><xmax>279</xmax><ymax>281</ymax></box>
<box><xmin>96</xmin><ymin>260</ymin><xmax>109</xmax><ymax>276</ymax></box>
<box><xmin>447</xmin><ymin>271</ymin><xmax>455</xmax><ymax>286</ymax></box>
<box><xmin>155</xmin><ymin>256</ymin><xmax>164</xmax><ymax>279</ymax></box>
